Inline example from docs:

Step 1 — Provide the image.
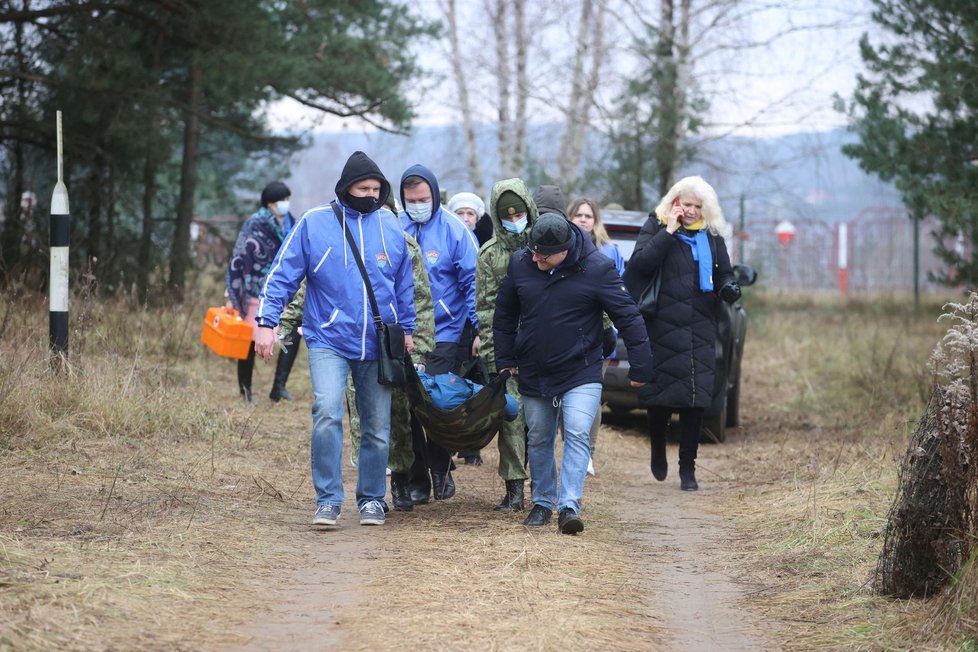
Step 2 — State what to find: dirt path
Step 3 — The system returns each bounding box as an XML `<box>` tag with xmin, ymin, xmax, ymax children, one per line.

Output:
<box><xmin>618</xmin><ymin>450</ymin><xmax>777</xmax><ymax>651</ymax></box>
<box><xmin>221</xmin><ymin>426</ymin><xmax>779</xmax><ymax>651</ymax></box>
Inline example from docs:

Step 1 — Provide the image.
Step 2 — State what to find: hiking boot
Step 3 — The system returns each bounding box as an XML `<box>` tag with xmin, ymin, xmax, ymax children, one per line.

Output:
<box><xmin>493</xmin><ymin>479</ymin><xmax>525</xmax><ymax>512</ymax></box>
<box><xmin>313</xmin><ymin>504</ymin><xmax>341</xmax><ymax>526</ymax></box>
<box><xmin>558</xmin><ymin>508</ymin><xmax>585</xmax><ymax>535</ymax></box>
<box><xmin>680</xmin><ymin>469</ymin><xmax>699</xmax><ymax>491</ymax></box>
<box><xmin>359</xmin><ymin>500</ymin><xmax>386</xmax><ymax>526</ymax></box>
<box><xmin>651</xmin><ymin>440</ymin><xmax>668</xmax><ymax>481</ymax></box>
<box><xmin>522</xmin><ymin>504</ymin><xmax>552</xmax><ymax>527</ymax></box>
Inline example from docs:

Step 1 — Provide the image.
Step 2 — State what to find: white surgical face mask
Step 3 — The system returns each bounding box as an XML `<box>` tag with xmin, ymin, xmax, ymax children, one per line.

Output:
<box><xmin>501</xmin><ymin>216</ymin><xmax>528</xmax><ymax>234</ymax></box>
<box><xmin>406</xmin><ymin>202</ymin><xmax>433</xmax><ymax>224</ymax></box>
<box><xmin>274</xmin><ymin>200</ymin><xmax>290</xmax><ymax>216</ymax></box>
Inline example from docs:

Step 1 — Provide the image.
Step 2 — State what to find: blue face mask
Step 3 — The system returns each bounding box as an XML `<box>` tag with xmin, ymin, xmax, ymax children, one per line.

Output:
<box><xmin>406</xmin><ymin>202</ymin><xmax>433</xmax><ymax>224</ymax></box>
<box><xmin>501</xmin><ymin>216</ymin><xmax>528</xmax><ymax>234</ymax></box>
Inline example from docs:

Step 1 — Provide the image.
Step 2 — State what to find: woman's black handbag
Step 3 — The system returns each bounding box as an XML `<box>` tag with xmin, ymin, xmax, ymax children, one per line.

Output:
<box><xmin>624</xmin><ymin>263</ymin><xmax>662</xmax><ymax>319</ymax></box>
<box><xmin>333</xmin><ymin>202</ymin><xmax>407</xmax><ymax>387</ymax></box>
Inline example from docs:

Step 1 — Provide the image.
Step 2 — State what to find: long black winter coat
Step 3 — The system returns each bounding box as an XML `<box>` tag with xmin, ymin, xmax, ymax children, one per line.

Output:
<box><xmin>494</xmin><ymin>224</ymin><xmax>653</xmax><ymax>398</ymax></box>
<box><xmin>626</xmin><ymin>218</ymin><xmax>734</xmax><ymax>409</ymax></box>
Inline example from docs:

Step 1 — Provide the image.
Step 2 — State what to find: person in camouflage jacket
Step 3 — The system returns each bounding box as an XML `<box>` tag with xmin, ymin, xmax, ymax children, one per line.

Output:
<box><xmin>278</xmin><ymin>230</ymin><xmax>435</xmax><ymax>512</ymax></box>
<box><xmin>476</xmin><ymin>178</ymin><xmax>539</xmax><ymax>512</ymax></box>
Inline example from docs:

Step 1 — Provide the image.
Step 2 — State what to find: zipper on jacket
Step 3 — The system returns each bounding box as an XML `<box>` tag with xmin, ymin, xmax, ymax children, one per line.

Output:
<box><xmin>357</xmin><ymin>218</ymin><xmax>368</xmax><ymax>360</ymax></box>
<box><xmin>320</xmin><ymin>308</ymin><xmax>339</xmax><ymax>328</ymax></box>
<box><xmin>438</xmin><ymin>298</ymin><xmax>454</xmax><ymax>319</ymax></box>
<box><xmin>313</xmin><ymin>247</ymin><xmax>333</xmax><ymax>273</ymax></box>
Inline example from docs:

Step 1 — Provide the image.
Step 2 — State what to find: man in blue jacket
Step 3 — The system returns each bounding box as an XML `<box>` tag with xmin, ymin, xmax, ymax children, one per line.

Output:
<box><xmin>255</xmin><ymin>151</ymin><xmax>416</xmax><ymax>528</ymax></box>
<box><xmin>494</xmin><ymin>213</ymin><xmax>652</xmax><ymax>534</ymax></box>
<box><xmin>398</xmin><ymin>164</ymin><xmax>480</xmax><ymax>503</ymax></box>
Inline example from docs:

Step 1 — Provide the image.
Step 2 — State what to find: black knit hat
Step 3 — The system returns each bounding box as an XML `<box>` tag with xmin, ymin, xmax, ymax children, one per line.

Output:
<box><xmin>260</xmin><ymin>181</ymin><xmax>291</xmax><ymax>207</ymax></box>
<box><xmin>529</xmin><ymin>213</ymin><xmax>573</xmax><ymax>254</ymax></box>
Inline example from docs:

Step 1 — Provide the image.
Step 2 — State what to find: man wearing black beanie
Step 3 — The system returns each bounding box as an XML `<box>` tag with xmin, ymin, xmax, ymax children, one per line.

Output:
<box><xmin>255</xmin><ymin>151</ymin><xmax>417</xmax><ymax>529</ymax></box>
<box><xmin>493</xmin><ymin>213</ymin><xmax>652</xmax><ymax>535</ymax></box>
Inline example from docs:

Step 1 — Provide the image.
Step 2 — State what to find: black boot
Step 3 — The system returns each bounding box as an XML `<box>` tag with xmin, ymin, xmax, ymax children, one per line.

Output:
<box><xmin>678</xmin><ymin>409</ymin><xmax>702</xmax><ymax>491</ymax></box>
<box><xmin>651</xmin><ymin>438</ymin><xmax>668</xmax><ymax>481</ymax></box>
<box><xmin>269</xmin><ymin>334</ymin><xmax>301</xmax><ymax>402</ymax></box>
<box><xmin>237</xmin><ymin>346</ymin><xmax>255</xmax><ymax>404</ymax></box>
<box><xmin>648</xmin><ymin>406</ymin><xmax>669</xmax><ymax>480</ymax></box>
<box><xmin>493</xmin><ymin>479</ymin><xmax>525</xmax><ymax>512</ymax></box>
<box><xmin>390</xmin><ymin>472</ymin><xmax>413</xmax><ymax>512</ymax></box>
<box><xmin>431</xmin><ymin>471</ymin><xmax>456</xmax><ymax>500</ymax></box>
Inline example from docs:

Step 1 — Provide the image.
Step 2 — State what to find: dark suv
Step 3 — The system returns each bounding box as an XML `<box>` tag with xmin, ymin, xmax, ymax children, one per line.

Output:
<box><xmin>601</xmin><ymin>209</ymin><xmax>757</xmax><ymax>443</ymax></box>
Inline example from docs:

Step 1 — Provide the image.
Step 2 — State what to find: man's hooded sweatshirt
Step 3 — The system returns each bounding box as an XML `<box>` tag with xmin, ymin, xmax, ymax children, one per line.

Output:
<box><xmin>257</xmin><ymin>151</ymin><xmax>416</xmax><ymax>360</ymax></box>
<box><xmin>399</xmin><ymin>164</ymin><xmax>479</xmax><ymax>344</ymax></box>
<box><xmin>476</xmin><ymin>178</ymin><xmax>539</xmax><ymax>372</ymax></box>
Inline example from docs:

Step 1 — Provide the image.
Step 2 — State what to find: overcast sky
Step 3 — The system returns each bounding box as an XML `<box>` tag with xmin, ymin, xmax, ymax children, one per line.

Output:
<box><xmin>267</xmin><ymin>0</ymin><xmax>876</xmax><ymax>138</ymax></box>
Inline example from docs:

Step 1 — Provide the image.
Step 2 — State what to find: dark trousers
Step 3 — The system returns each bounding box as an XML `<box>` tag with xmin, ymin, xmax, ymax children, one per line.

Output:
<box><xmin>647</xmin><ymin>406</ymin><xmax>704</xmax><ymax>471</ymax></box>
<box><xmin>409</xmin><ymin>341</ymin><xmax>459</xmax><ymax>483</ymax></box>
<box><xmin>237</xmin><ymin>345</ymin><xmax>256</xmax><ymax>391</ymax></box>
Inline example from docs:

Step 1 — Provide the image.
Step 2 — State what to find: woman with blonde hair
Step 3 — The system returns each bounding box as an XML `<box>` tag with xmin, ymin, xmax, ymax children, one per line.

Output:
<box><xmin>568</xmin><ymin>198</ymin><xmax>625</xmax><ymax>275</ymax></box>
<box><xmin>623</xmin><ymin>176</ymin><xmax>741</xmax><ymax>491</ymax></box>
<box><xmin>567</xmin><ymin>197</ymin><xmax>626</xmax><ymax>476</ymax></box>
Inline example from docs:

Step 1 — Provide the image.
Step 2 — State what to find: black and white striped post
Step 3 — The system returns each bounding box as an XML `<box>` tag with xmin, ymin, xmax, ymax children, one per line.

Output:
<box><xmin>49</xmin><ymin>110</ymin><xmax>70</xmax><ymax>363</ymax></box>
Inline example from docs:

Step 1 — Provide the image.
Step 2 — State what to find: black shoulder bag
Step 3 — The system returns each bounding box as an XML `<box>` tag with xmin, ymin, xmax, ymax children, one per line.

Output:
<box><xmin>623</xmin><ymin>233</ymin><xmax>662</xmax><ymax>319</ymax></box>
<box><xmin>332</xmin><ymin>202</ymin><xmax>407</xmax><ymax>387</ymax></box>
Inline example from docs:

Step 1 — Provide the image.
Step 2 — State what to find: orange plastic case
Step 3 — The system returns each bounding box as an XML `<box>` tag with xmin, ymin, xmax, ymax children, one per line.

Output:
<box><xmin>201</xmin><ymin>307</ymin><xmax>254</xmax><ymax>360</ymax></box>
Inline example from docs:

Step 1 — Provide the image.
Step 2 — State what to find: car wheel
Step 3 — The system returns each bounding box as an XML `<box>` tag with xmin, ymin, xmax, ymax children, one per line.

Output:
<box><xmin>702</xmin><ymin>393</ymin><xmax>727</xmax><ymax>443</ymax></box>
<box><xmin>726</xmin><ymin>375</ymin><xmax>740</xmax><ymax>427</ymax></box>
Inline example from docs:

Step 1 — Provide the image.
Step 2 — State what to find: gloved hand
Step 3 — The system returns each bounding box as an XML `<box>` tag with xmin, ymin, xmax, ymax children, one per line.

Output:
<box><xmin>719</xmin><ymin>279</ymin><xmax>741</xmax><ymax>303</ymax></box>
<box><xmin>602</xmin><ymin>327</ymin><xmax>617</xmax><ymax>358</ymax></box>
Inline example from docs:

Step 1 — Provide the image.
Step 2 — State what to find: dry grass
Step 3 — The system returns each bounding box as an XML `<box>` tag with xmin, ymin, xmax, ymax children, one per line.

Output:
<box><xmin>0</xmin><ymin>274</ymin><xmax>663</xmax><ymax>651</ymax></box>
<box><xmin>705</xmin><ymin>291</ymin><xmax>972</xmax><ymax>650</ymax></box>
<box><xmin>2</xmin><ymin>276</ymin><xmax>975</xmax><ymax>650</ymax></box>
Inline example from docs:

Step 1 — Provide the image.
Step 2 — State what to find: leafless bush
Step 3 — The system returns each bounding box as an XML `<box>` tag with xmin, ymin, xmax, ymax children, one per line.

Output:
<box><xmin>875</xmin><ymin>294</ymin><xmax>978</xmax><ymax>597</ymax></box>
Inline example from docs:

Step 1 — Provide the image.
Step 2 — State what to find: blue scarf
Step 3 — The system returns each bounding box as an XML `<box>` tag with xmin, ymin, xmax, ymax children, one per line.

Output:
<box><xmin>675</xmin><ymin>231</ymin><xmax>714</xmax><ymax>292</ymax></box>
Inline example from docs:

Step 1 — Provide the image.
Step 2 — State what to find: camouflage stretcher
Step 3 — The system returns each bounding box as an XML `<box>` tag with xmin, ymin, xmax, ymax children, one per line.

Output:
<box><xmin>404</xmin><ymin>354</ymin><xmax>513</xmax><ymax>452</ymax></box>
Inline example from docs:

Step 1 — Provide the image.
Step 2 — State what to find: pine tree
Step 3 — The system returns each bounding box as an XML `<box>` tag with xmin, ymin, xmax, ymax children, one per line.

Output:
<box><xmin>842</xmin><ymin>0</ymin><xmax>978</xmax><ymax>286</ymax></box>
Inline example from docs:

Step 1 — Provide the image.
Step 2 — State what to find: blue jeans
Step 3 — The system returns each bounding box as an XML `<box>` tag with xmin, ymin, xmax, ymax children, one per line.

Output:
<box><xmin>308</xmin><ymin>348</ymin><xmax>392</xmax><ymax>509</ymax></box>
<box><xmin>522</xmin><ymin>383</ymin><xmax>602</xmax><ymax>514</ymax></box>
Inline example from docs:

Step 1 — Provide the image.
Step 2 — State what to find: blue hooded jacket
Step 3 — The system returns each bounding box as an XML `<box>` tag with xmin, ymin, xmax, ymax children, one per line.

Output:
<box><xmin>399</xmin><ymin>164</ymin><xmax>479</xmax><ymax>344</ymax></box>
<box><xmin>256</xmin><ymin>151</ymin><xmax>416</xmax><ymax>360</ymax></box>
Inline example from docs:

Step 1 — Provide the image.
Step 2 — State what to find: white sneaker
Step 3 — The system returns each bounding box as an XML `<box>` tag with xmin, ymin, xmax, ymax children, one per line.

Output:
<box><xmin>586</xmin><ymin>458</ymin><xmax>595</xmax><ymax>476</ymax></box>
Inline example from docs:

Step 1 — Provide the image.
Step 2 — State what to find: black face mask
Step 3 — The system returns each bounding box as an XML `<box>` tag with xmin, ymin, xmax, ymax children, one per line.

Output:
<box><xmin>343</xmin><ymin>193</ymin><xmax>382</xmax><ymax>215</ymax></box>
